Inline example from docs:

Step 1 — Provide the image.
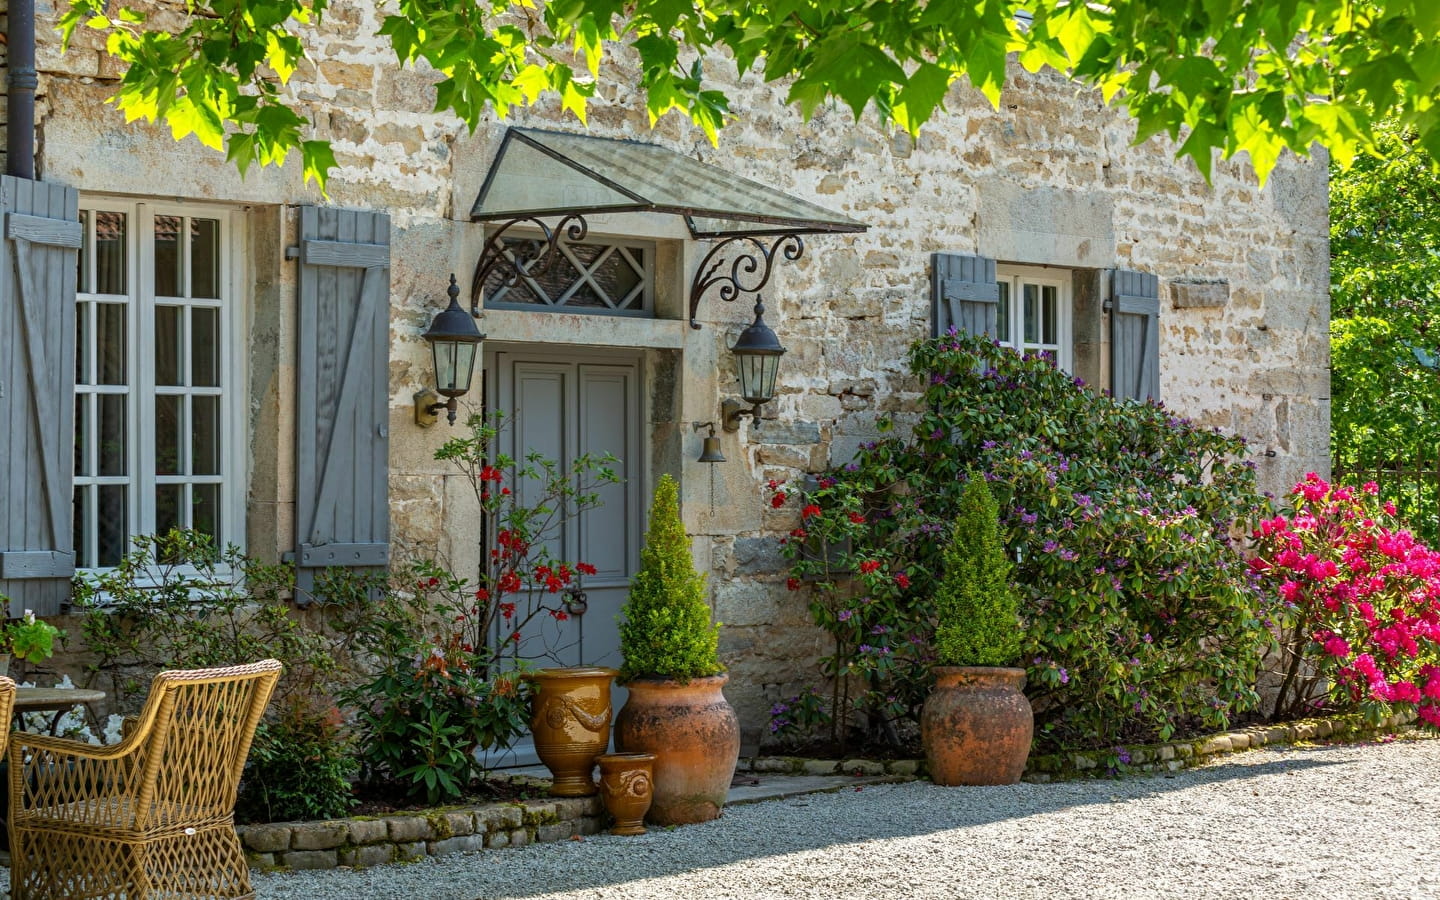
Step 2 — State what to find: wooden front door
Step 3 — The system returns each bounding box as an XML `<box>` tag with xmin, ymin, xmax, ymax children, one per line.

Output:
<box><xmin>481</xmin><ymin>347</ymin><xmax>643</xmax><ymax>767</ymax></box>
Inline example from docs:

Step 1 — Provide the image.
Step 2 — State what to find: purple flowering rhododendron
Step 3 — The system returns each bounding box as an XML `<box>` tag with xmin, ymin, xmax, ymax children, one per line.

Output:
<box><xmin>1252</xmin><ymin>473</ymin><xmax>1440</xmax><ymax>726</ymax></box>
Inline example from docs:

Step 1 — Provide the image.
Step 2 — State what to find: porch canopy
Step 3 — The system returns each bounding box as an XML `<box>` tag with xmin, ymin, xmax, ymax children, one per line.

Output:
<box><xmin>470</xmin><ymin>127</ymin><xmax>867</xmax><ymax>238</ymax></box>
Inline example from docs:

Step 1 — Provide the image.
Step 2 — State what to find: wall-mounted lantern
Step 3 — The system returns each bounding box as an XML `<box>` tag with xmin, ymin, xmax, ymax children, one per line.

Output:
<box><xmin>721</xmin><ymin>298</ymin><xmax>787</xmax><ymax>431</ymax></box>
<box><xmin>415</xmin><ymin>274</ymin><xmax>484</xmax><ymax>427</ymax></box>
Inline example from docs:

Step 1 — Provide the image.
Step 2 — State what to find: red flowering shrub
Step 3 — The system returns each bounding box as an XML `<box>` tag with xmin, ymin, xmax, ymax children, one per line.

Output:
<box><xmin>1252</xmin><ymin>473</ymin><xmax>1440</xmax><ymax>726</ymax></box>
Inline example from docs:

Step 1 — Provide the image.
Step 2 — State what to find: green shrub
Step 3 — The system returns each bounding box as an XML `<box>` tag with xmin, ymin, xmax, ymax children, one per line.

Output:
<box><xmin>618</xmin><ymin>475</ymin><xmax>722</xmax><ymax>682</ymax></box>
<box><xmin>935</xmin><ymin>476</ymin><xmax>1020</xmax><ymax>667</ymax></box>
<box><xmin>236</xmin><ymin>702</ymin><xmax>357</xmax><ymax>823</ymax></box>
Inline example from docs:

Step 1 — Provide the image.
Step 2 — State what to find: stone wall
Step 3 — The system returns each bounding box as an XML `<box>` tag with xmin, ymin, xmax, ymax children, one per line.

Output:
<box><xmin>5</xmin><ymin>2</ymin><xmax>1329</xmax><ymax>745</ymax></box>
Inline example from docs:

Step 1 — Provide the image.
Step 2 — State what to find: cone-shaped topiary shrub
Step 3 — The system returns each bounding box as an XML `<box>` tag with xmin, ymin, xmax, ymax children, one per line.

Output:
<box><xmin>935</xmin><ymin>475</ymin><xmax>1021</xmax><ymax>667</ymax></box>
<box><xmin>619</xmin><ymin>474</ymin><xmax>723</xmax><ymax>682</ymax></box>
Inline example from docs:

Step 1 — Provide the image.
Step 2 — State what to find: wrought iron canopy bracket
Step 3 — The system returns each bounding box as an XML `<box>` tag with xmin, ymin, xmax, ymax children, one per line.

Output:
<box><xmin>469</xmin><ymin>213</ymin><xmax>591</xmax><ymax>317</ymax></box>
<box><xmin>688</xmin><ymin>233</ymin><xmax>805</xmax><ymax>330</ymax></box>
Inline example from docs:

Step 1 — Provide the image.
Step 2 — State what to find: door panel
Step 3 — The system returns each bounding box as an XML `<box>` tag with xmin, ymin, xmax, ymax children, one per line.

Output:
<box><xmin>481</xmin><ymin>349</ymin><xmax>642</xmax><ymax>768</ymax></box>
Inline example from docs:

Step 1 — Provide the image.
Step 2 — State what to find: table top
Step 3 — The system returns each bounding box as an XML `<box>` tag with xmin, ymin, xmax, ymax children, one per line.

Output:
<box><xmin>13</xmin><ymin>687</ymin><xmax>106</xmax><ymax>713</ymax></box>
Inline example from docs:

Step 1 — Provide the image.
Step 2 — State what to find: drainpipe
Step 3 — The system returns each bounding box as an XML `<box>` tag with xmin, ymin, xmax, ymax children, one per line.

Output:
<box><xmin>7</xmin><ymin>0</ymin><xmax>37</xmax><ymax>179</ymax></box>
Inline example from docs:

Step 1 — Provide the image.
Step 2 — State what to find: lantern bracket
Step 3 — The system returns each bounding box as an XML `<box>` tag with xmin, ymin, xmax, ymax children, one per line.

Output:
<box><xmin>689</xmin><ymin>233</ymin><xmax>805</xmax><ymax>330</ymax></box>
<box><xmin>469</xmin><ymin>213</ymin><xmax>591</xmax><ymax>317</ymax></box>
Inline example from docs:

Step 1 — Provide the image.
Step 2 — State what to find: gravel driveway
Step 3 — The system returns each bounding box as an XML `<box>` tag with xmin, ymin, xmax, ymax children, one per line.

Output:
<box><xmin>256</xmin><ymin>736</ymin><xmax>1440</xmax><ymax>900</ymax></box>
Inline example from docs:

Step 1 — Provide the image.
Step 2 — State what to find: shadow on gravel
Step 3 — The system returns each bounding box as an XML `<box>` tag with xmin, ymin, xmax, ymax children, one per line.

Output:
<box><xmin>257</xmin><ymin>747</ymin><xmax>1353</xmax><ymax>900</ymax></box>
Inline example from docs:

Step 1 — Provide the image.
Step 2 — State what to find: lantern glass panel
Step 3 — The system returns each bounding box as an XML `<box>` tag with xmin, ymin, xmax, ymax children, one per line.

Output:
<box><xmin>736</xmin><ymin>352</ymin><xmax>780</xmax><ymax>404</ymax></box>
<box><xmin>433</xmin><ymin>340</ymin><xmax>477</xmax><ymax>396</ymax></box>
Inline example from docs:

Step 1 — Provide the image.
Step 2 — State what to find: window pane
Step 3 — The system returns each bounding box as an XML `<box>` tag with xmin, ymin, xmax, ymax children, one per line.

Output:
<box><xmin>96</xmin><ymin>303</ymin><xmax>127</xmax><ymax>385</ymax></box>
<box><xmin>76</xmin><ymin>302</ymin><xmax>90</xmax><ymax>385</ymax></box>
<box><xmin>95</xmin><ymin>212</ymin><xmax>127</xmax><ymax>295</ymax></box>
<box><xmin>156</xmin><ymin>484</ymin><xmax>183</xmax><ymax>536</ymax></box>
<box><xmin>193</xmin><ymin>483</ymin><xmax>220</xmax><ymax>543</ymax></box>
<box><xmin>97</xmin><ymin>484</ymin><xmax>127</xmax><ymax>567</ymax></box>
<box><xmin>77</xmin><ymin>210</ymin><xmax>89</xmax><ymax>294</ymax></box>
<box><xmin>1023</xmin><ymin>284</ymin><xmax>1039</xmax><ymax>345</ymax></box>
<box><xmin>155</xmin><ymin>395</ymin><xmax>182</xmax><ymax>476</ymax></box>
<box><xmin>75</xmin><ymin>396</ymin><xmax>90</xmax><ymax>477</ymax></box>
<box><xmin>73</xmin><ymin>487</ymin><xmax>91</xmax><ymax>569</ymax></box>
<box><xmin>191</xmin><ymin>218</ymin><xmax>220</xmax><ymax>299</ymax></box>
<box><xmin>1043</xmin><ymin>286</ymin><xmax>1058</xmax><ymax>345</ymax></box>
<box><xmin>155</xmin><ymin>305</ymin><xmax>183</xmax><ymax>386</ymax></box>
<box><xmin>996</xmin><ymin>282</ymin><xmax>1011</xmax><ymax>343</ymax></box>
<box><xmin>98</xmin><ymin>393</ymin><xmax>126</xmax><ymax>476</ymax></box>
<box><xmin>154</xmin><ymin>215</ymin><xmax>183</xmax><ymax>298</ymax></box>
<box><xmin>192</xmin><ymin>307</ymin><xmax>219</xmax><ymax>387</ymax></box>
<box><xmin>192</xmin><ymin>395</ymin><xmax>219</xmax><ymax>475</ymax></box>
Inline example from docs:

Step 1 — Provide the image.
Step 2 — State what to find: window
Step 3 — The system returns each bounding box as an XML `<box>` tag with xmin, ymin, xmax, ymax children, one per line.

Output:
<box><xmin>73</xmin><ymin>201</ymin><xmax>242</xmax><ymax>568</ymax></box>
<box><xmin>482</xmin><ymin>236</ymin><xmax>654</xmax><ymax>316</ymax></box>
<box><xmin>996</xmin><ymin>265</ymin><xmax>1073</xmax><ymax>372</ymax></box>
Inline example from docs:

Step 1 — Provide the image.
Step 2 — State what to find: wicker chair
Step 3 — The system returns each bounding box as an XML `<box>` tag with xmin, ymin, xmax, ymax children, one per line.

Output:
<box><xmin>8</xmin><ymin>660</ymin><xmax>282</xmax><ymax>900</ymax></box>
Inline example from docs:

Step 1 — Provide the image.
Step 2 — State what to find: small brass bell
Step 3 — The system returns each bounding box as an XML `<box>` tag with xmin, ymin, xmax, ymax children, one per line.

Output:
<box><xmin>695</xmin><ymin>422</ymin><xmax>726</xmax><ymax>463</ymax></box>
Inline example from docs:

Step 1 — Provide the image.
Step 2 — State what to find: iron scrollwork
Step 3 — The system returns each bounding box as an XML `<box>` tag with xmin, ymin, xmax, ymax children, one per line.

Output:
<box><xmin>688</xmin><ymin>233</ymin><xmax>805</xmax><ymax>329</ymax></box>
<box><xmin>469</xmin><ymin>213</ymin><xmax>590</xmax><ymax>316</ymax></box>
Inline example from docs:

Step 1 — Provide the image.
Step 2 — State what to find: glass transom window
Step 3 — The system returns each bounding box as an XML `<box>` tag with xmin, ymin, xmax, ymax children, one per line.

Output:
<box><xmin>73</xmin><ymin>201</ymin><xmax>239</xmax><ymax>568</ymax></box>
<box><xmin>996</xmin><ymin>265</ymin><xmax>1072</xmax><ymax>372</ymax></box>
<box><xmin>482</xmin><ymin>236</ymin><xmax>654</xmax><ymax>316</ymax></box>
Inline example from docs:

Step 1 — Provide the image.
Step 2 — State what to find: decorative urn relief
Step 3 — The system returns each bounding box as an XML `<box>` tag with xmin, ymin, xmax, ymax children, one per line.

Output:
<box><xmin>596</xmin><ymin>751</ymin><xmax>656</xmax><ymax>835</ymax></box>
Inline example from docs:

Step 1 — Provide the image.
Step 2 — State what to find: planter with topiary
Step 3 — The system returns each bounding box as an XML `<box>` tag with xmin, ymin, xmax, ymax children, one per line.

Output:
<box><xmin>921</xmin><ymin>475</ymin><xmax>1033</xmax><ymax>786</ymax></box>
<box><xmin>613</xmin><ymin>475</ymin><xmax>739</xmax><ymax>825</ymax></box>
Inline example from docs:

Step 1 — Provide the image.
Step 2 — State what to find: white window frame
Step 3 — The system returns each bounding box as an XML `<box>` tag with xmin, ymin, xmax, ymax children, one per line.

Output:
<box><xmin>996</xmin><ymin>264</ymin><xmax>1073</xmax><ymax>373</ymax></box>
<box><xmin>74</xmin><ymin>198</ymin><xmax>248</xmax><ymax>571</ymax></box>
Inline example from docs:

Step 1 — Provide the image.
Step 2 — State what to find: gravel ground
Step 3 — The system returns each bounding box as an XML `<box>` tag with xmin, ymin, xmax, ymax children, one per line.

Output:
<box><xmin>256</xmin><ymin>736</ymin><xmax>1440</xmax><ymax>900</ymax></box>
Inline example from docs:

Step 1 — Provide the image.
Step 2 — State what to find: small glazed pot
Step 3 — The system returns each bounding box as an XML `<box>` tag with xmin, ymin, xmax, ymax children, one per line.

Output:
<box><xmin>614</xmin><ymin>674</ymin><xmax>740</xmax><ymax>825</ymax></box>
<box><xmin>921</xmin><ymin>666</ymin><xmax>1033</xmax><ymax>786</ymax></box>
<box><xmin>596</xmin><ymin>752</ymin><xmax>656</xmax><ymax>835</ymax></box>
<box><xmin>529</xmin><ymin>666</ymin><xmax>619</xmax><ymax>797</ymax></box>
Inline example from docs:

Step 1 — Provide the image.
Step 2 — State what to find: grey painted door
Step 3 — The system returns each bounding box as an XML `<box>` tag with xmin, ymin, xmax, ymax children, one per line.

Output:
<box><xmin>481</xmin><ymin>347</ymin><xmax>643</xmax><ymax>768</ymax></box>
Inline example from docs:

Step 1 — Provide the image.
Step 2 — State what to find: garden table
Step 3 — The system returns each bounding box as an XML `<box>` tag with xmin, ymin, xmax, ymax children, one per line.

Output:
<box><xmin>11</xmin><ymin>687</ymin><xmax>106</xmax><ymax>735</ymax></box>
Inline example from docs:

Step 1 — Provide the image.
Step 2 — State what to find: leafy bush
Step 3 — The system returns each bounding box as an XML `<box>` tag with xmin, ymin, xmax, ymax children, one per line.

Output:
<box><xmin>777</xmin><ymin>331</ymin><xmax>1272</xmax><ymax>751</ymax></box>
<box><xmin>618</xmin><ymin>475</ymin><xmax>722</xmax><ymax>682</ymax></box>
<box><xmin>237</xmin><ymin>702</ymin><xmax>357</xmax><ymax>823</ymax></box>
<box><xmin>935</xmin><ymin>476</ymin><xmax>1020</xmax><ymax>667</ymax></box>
<box><xmin>1252</xmin><ymin>473</ymin><xmax>1440</xmax><ymax>726</ymax></box>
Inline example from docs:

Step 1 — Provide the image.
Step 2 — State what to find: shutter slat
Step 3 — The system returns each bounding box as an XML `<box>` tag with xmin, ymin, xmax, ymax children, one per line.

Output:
<box><xmin>1110</xmin><ymin>269</ymin><xmax>1160</xmax><ymax>402</ymax></box>
<box><xmin>0</xmin><ymin>177</ymin><xmax>80</xmax><ymax>616</ymax></box>
<box><xmin>931</xmin><ymin>252</ymin><xmax>999</xmax><ymax>338</ymax></box>
<box><xmin>295</xmin><ymin>207</ymin><xmax>391</xmax><ymax>602</ymax></box>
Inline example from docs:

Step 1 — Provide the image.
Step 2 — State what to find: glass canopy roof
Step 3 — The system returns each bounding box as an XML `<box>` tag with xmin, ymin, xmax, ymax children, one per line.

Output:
<box><xmin>470</xmin><ymin>128</ymin><xmax>867</xmax><ymax>238</ymax></box>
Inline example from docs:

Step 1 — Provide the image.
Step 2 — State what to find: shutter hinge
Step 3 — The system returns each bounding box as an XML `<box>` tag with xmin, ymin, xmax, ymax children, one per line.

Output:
<box><xmin>285</xmin><ymin>245</ymin><xmax>301</xmax><ymax>260</ymax></box>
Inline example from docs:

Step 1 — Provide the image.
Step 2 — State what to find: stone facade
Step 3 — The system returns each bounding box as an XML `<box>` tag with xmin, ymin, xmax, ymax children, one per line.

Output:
<box><xmin>2</xmin><ymin>2</ymin><xmax>1329</xmax><ymax>746</ymax></box>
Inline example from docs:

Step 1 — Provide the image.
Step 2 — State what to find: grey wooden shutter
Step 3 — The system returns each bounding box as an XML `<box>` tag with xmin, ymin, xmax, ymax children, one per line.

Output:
<box><xmin>1110</xmin><ymin>269</ymin><xmax>1161</xmax><ymax>402</ymax></box>
<box><xmin>295</xmin><ymin>207</ymin><xmax>391</xmax><ymax>599</ymax></box>
<box><xmin>0</xmin><ymin>177</ymin><xmax>82</xmax><ymax>616</ymax></box>
<box><xmin>931</xmin><ymin>253</ymin><xmax>999</xmax><ymax>338</ymax></box>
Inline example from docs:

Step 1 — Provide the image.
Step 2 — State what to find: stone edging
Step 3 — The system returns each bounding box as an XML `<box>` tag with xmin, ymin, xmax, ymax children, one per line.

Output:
<box><xmin>742</xmin><ymin>709</ymin><xmax>1421</xmax><ymax>784</ymax></box>
<box><xmin>237</xmin><ymin>794</ymin><xmax>603</xmax><ymax>871</ymax></box>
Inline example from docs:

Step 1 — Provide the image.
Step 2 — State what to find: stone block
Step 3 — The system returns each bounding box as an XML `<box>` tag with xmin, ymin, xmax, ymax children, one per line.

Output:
<box><xmin>480</xmin><ymin>806</ymin><xmax>524</xmax><ymax>832</ymax></box>
<box><xmin>520</xmin><ymin>801</ymin><xmax>559</xmax><ymax>826</ymax></box>
<box><xmin>1170</xmin><ymin>280</ymin><xmax>1230</xmax><ymax>309</ymax></box>
<box><xmin>730</xmin><ymin>537</ymin><xmax>785</xmax><ymax>576</ymax></box>
<box><xmin>553</xmin><ymin>797</ymin><xmax>604</xmax><ymax>820</ymax></box>
<box><xmin>280</xmin><ymin>850</ymin><xmax>338</xmax><ymax>871</ymax></box>
<box><xmin>443</xmin><ymin>811</ymin><xmax>477</xmax><ymax>837</ymax></box>
<box><xmin>751</xmin><ymin>421</ymin><xmax>821</xmax><ymax>445</ymax></box>
<box><xmin>1072</xmin><ymin>753</ymin><xmax>1097</xmax><ymax>771</ymax></box>
<box><xmin>241</xmin><ymin>825</ymin><xmax>293</xmax><ymax>853</ymax></box>
<box><xmin>247</xmin><ymin>852</ymin><xmax>275</xmax><ymax>868</ymax></box>
<box><xmin>1174</xmin><ymin>744</ymin><xmax>1194</xmax><ymax>759</ymax></box>
<box><xmin>1157</xmin><ymin>745</ymin><xmax>1176</xmax><ymax>761</ymax></box>
<box><xmin>752</xmin><ymin>757</ymin><xmax>798</xmax><ymax>774</ymax></box>
<box><xmin>537</xmin><ymin>822</ymin><xmax>576</xmax><ymax>843</ymax></box>
<box><xmin>386</xmin><ymin>816</ymin><xmax>433</xmax><ymax>843</ymax></box>
<box><xmin>348</xmin><ymin>819</ymin><xmax>388</xmax><ymax>844</ymax></box>
<box><xmin>509</xmin><ymin>828</ymin><xmax>531</xmax><ymax>848</ymax></box>
<box><xmin>887</xmin><ymin>760</ymin><xmax>920</xmax><ymax>777</ymax></box>
<box><xmin>395</xmin><ymin>841</ymin><xmax>428</xmax><ymax>862</ymax></box>
<box><xmin>430</xmin><ymin>835</ymin><xmax>485</xmax><ymax>856</ymax></box>
<box><xmin>486</xmin><ymin>831</ymin><xmax>511</xmax><ymax>849</ymax></box>
<box><xmin>802</xmin><ymin>759</ymin><xmax>839</xmax><ymax>776</ymax></box>
<box><xmin>1314</xmin><ymin>720</ymin><xmax>1334</xmax><ymax>738</ymax></box>
<box><xmin>576</xmin><ymin>816</ymin><xmax>605</xmax><ymax>836</ymax></box>
<box><xmin>1225</xmin><ymin>733</ymin><xmax>1251</xmax><ymax>751</ymax></box>
<box><xmin>841</xmin><ymin>759</ymin><xmax>885</xmax><ymax>776</ymax></box>
<box><xmin>290</xmin><ymin>820</ymin><xmax>350</xmax><ymax>851</ymax></box>
<box><xmin>339</xmin><ymin>844</ymin><xmax>396</xmax><ymax>868</ymax></box>
<box><xmin>1196</xmin><ymin>737</ymin><xmax>1232</xmax><ymax>756</ymax></box>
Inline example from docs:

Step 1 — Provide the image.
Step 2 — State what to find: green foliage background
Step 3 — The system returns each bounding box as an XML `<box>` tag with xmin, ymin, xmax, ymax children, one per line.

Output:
<box><xmin>934</xmin><ymin>477</ymin><xmax>1021</xmax><ymax>668</ymax></box>
<box><xmin>1330</xmin><ymin>120</ymin><xmax>1440</xmax><ymax>543</ymax></box>
<box><xmin>618</xmin><ymin>474</ymin><xmax>722</xmax><ymax>682</ymax></box>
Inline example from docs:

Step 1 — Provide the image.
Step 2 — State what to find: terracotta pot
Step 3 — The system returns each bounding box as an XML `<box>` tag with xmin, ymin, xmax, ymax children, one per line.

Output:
<box><xmin>921</xmin><ymin>666</ymin><xmax>1033</xmax><ymax>786</ymax></box>
<box><xmin>614</xmin><ymin>674</ymin><xmax>740</xmax><ymax>825</ymax></box>
<box><xmin>529</xmin><ymin>667</ymin><xmax>619</xmax><ymax>797</ymax></box>
<box><xmin>596</xmin><ymin>752</ymin><xmax>655</xmax><ymax>835</ymax></box>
